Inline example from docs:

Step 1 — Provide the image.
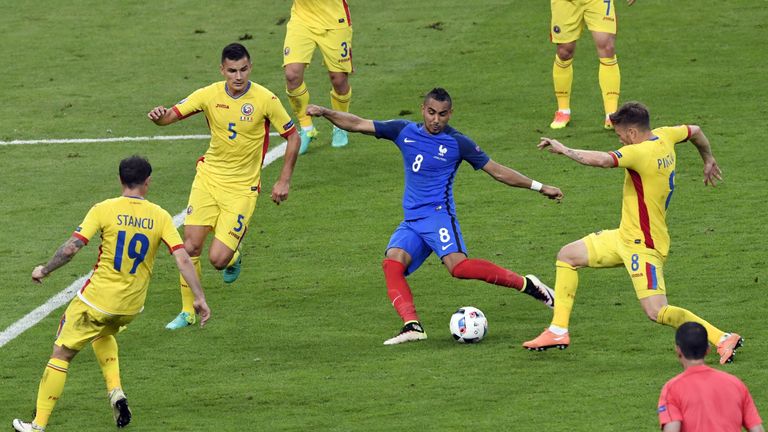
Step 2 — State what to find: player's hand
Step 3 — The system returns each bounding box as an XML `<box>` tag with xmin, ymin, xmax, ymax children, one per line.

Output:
<box><xmin>194</xmin><ymin>299</ymin><xmax>211</xmax><ymax>328</ymax></box>
<box><xmin>538</xmin><ymin>137</ymin><xmax>568</xmax><ymax>155</ymax></box>
<box><xmin>271</xmin><ymin>180</ymin><xmax>290</xmax><ymax>204</ymax></box>
<box><xmin>305</xmin><ymin>104</ymin><xmax>326</xmax><ymax>117</ymax></box>
<box><xmin>32</xmin><ymin>265</ymin><xmax>46</xmax><ymax>284</ymax></box>
<box><xmin>147</xmin><ymin>106</ymin><xmax>167</xmax><ymax>122</ymax></box>
<box><xmin>703</xmin><ymin>158</ymin><xmax>722</xmax><ymax>187</ymax></box>
<box><xmin>541</xmin><ymin>185</ymin><xmax>563</xmax><ymax>201</ymax></box>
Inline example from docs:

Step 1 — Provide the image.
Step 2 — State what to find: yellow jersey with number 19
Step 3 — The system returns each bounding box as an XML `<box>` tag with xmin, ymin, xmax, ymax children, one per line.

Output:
<box><xmin>609</xmin><ymin>125</ymin><xmax>692</xmax><ymax>257</ymax></box>
<box><xmin>72</xmin><ymin>196</ymin><xmax>183</xmax><ymax>315</ymax></box>
<box><xmin>172</xmin><ymin>81</ymin><xmax>296</xmax><ymax>195</ymax></box>
<box><xmin>291</xmin><ymin>0</ymin><xmax>352</xmax><ymax>29</ymax></box>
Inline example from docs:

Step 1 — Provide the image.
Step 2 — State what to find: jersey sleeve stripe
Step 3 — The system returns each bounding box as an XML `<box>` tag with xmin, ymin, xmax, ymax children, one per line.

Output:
<box><xmin>342</xmin><ymin>0</ymin><xmax>352</xmax><ymax>26</ymax></box>
<box><xmin>685</xmin><ymin>125</ymin><xmax>692</xmax><ymax>140</ymax></box>
<box><xmin>280</xmin><ymin>125</ymin><xmax>297</xmax><ymax>138</ymax></box>
<box><xmin>628</xmin><ymin>169</ymin><xmax>655</xmax><ymax>250</ymax></box>
<box><xmin>610</xmin><ymin>151</ymin><xmax>619</xmax><ymax>167</ymax></box>
<box><xmin>72</xmin><ymin>232</ymin><xmax>89</xmax><ymax>245</ymax></box>
<box><xmin>172</xmin><ymin>105</ymin><xmax>201</xmax><ymax>120</ymax></box>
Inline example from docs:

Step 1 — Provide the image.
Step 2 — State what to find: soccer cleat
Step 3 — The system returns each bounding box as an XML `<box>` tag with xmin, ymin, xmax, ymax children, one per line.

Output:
<box><xmin>522</xmin><ymin>275</ymin><xmax>555</xmax><ymax>309</ymax></box>
<box><xmin>223</xmin><ymin>255</ymin><xmax>241</xmax><ymax>284</ymax></box>
<box><xmin>165</xmin><ymin>311</ymin><xmax>195</xmax><ymax>330</ymax></box>
<box><xmin>298</xmin><ymin>127</ymin><xmax>318</xmax><ymax>155</ymax></box>
<box><xmin>549</xmin><ymin>111</ymin><xmax>571</xmax><ymax>129</ymax></box>
<box><xmin>109</xmin><ymin>388</ymin><xmax>132</xmax><ymax>428</ymax></box>
<box><xmin>523</xmin><ymin>328</ymin><xmax>570</xmax><ymax>351</ymax></box>
<box><xmin>383</xmin><ymin>321</ymin><xmax>428</xmax><ymax>345</ymax></box>
<box><xmin>604</xmin><ymin>116</ymin><xmax>614</xmax><ymax>130</ymax></box>
<box><xmin>331</xmin><ymin>126</ymin><xmax>348</xmax><ymax>147</ymax></box>
<box><xmin>716</xmin><ymin>333</ymin><xmax>743</xmax><ymax>365</ymax></box>
<box><xmin>12</xmin><ymin>419</ymin><xmax>44</xmax><ymax>432</ymax></box>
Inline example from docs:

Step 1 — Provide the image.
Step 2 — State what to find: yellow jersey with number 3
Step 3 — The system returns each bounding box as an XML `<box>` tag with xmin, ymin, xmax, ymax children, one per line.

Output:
<box><xmin>172</xmin><ymin>81</ymin><xmax>296</xmax><ymax>195</ymax></box>
<box><xmin>609</xmin><ymin>125</ymin><xmax>691</xmax><ymax>256</ymax></box>
<box><xmin>72</xmin><ymin>196</ymin><xmax>184</xmax><ymax>315</ymax></box>
<box><xmin>291</xmin><ymin>0</ymin><xmax>352</xmax><ymax>30</ymax></box>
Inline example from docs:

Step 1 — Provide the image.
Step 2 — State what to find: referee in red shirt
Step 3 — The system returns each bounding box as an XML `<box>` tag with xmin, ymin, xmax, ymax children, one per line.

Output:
<box><xmin>658</xmin><ymin>322</ymin><xmax>763</xmax><ymax>432</ymax></box>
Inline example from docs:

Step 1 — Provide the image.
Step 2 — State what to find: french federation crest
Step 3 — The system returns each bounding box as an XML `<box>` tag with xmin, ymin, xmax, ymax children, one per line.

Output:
<box><xmin>241</xmin><ymin>103</ymin><xmax>254</xmax><ymax>116</ymax></box>
<box><xmin>438</xmin><ymin>145</ymin><xmax>448</xmax><ymax>157</ymax></box>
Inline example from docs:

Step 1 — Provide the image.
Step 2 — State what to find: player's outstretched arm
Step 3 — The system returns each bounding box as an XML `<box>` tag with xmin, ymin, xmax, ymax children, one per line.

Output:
<box><xmin>306</xmin><ymin>104</ymin><xmax>375</xmax><ymax>135</ymax></box>
<box><xmin>538</xmin><ymin>137</ymin><xmax>615</xmax><ymax>168</ymax></box>
<box><xmin>686</xmin><ymin>125</ymin><xmax>722</xmax><ymax>187</ymax></box>
<box><xmin>32</xmin><ymin>236</ymin><xmax>86</xmax><ymax>283</ymax></box>
<box><xmin>173</xmin><ymin>248</ymin><xmax>210</xmax><ymax>327</ymax></box>
<box><xmin>271</xmin><ymin>131</ymin><xmax>300</xmax><ymax>205</ymax></box>
<box><xmin>147</xmin><ymin>106</ymin><xmax>181</xmax><ymax>126</ymax></box>
<box><xmin>481</xmin><ymin>160</ymin><xmax>563</xmax><ymax>201</ymax></box>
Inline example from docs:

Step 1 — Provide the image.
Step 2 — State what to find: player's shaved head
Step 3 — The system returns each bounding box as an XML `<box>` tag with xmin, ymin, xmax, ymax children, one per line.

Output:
<box><xmin>610</xmin><ymin>101</ymin><xmax>651</xmax><ymax>130</ymax></box>
<box><xmin>221</xmin><ymin>43</ymin><xmax>251</xmax><ymax>63</ymax></box>
<box><xmin>119</xmin><ymin>156</ymin><xmax>152</xmax><ymax>188</ymax></box>
<box><xmin>675</xmin><ymin>322</ymin><xmax>709</xmax><ymax>360</ymax></box>
<box><xmin>424</xmin><ymin>87</ymin><xmax>452</xmax><ymax>108</ymax></box>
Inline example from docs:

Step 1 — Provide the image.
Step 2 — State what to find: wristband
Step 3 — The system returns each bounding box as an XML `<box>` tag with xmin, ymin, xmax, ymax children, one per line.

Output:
<box><xmin>530</xmin><ymin>180</ymin><xmax>543</xmax><ymax>192</ymax></box>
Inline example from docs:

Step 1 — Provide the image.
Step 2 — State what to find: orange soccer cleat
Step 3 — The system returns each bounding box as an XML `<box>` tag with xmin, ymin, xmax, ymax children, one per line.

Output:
<box><xmin>549</xmin><ymin>111</ymin><xmax>571</xmax><ymax>129</ymax></box>
<box><xmin>716</xmin><ymin>333</ymin><xmax>743</xmax><ymax>365</ymax></box>
<box><xmin>523</xmin><ymin>328</ymin><xmax>570</xmax><ymax>351</ymax></box>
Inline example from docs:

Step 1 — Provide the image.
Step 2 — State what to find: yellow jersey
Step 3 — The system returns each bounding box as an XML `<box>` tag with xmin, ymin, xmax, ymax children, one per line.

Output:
<box><xmin>291</xmin><ymin>0</ymin><xmax>352</xmax><ymax>29</ymax></box>
<box><xmin>72</xmin><ymin>196</ymin><xmax>183</xmax><ymax>315</ymax></box>
<box><xmin>173</xmin><ymin>81</ymin><xmax>296</xmax><ymax>195</ymax></box>
<box><xmin>610</xmin><ymin>125</ymin><xmax>691</xmax><ymax>256</ymax></box>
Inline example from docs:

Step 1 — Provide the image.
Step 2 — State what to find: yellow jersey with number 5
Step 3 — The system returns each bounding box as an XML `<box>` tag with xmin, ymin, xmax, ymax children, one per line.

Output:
<box><xmin>609</xmin><ymin>125</ymin><xmax>691</xmax><ymax>257</ymax></box>
<box><xmin>172</xmin><ymin>81</ymin><xmax>296</xmax><ymax>195</ymax></box>
<box><xmin>291</xmin><ymin>0</ymin><xmax>352</xmax><ymax>30</ymax></box>
<box><xmin>72</xmin><ymin>196</ymin><xmax>183</xmax><ymax>315</ymax></box>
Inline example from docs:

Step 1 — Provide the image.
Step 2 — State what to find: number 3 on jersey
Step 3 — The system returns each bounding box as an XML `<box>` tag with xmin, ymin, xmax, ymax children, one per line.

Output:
<box><xmin>114</xmin><ymin>230</ymin><xmax>149</xmax><ymax>274</ymax></box>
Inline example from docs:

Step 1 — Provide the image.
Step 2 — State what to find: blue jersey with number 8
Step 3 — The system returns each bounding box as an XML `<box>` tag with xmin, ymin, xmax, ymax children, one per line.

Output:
<box><xmin>373</xmin><ymin>120</ymin><xmax>490</xmax><ymax>220</ymax></box>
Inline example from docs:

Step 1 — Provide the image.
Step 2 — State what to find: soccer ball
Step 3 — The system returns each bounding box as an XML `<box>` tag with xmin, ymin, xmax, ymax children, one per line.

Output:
<box><xmin>449</xmin><ymin>306</ymin><xmax>488</xmax><ymax>343</ymax></box>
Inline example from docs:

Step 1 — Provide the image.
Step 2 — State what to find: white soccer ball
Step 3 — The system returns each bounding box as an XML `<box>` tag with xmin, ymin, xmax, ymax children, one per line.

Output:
<box><xmin>449</xmin><ymin>306</ymin><xmax>488</xmax><ymax>343</ymax></box>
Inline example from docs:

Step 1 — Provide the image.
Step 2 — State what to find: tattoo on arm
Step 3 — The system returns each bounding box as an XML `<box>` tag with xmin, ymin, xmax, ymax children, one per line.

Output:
<box><xmin>43</xmin><ymin>237</ymin><xmax>85</xmax><ymax>276</ymax></box>
<box><xmin>565</xmin><ymin>148</ymin><xmax>586</xmax><ymax>164</ymax></box>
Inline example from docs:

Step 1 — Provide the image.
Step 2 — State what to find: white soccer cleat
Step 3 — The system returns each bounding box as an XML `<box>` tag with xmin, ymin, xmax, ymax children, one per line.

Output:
<box><xmin>12</xmin><ymin>419</ymin><xmax>44</xmax><ymax>432</ymax></box>
<box><xmin>383</xmin><ymin>321</ymin><xmax>428</xmax><ymax>345</ymax></box>
<box><xmin>109</xmin><ymin>388</ymin><xmax>132</xmax><ymax>428</ymax></box>
<box><xmin>523</xmin><ymin>274</ymin><xmax>555</xmax><ymax>309</ymax></box>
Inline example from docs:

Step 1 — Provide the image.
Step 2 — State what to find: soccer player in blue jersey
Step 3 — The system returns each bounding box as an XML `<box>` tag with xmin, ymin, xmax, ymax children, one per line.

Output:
<box><xmin>307</xmin><ymin>88</ymin><xmax>564</xmax><ymax>345</ymax></box>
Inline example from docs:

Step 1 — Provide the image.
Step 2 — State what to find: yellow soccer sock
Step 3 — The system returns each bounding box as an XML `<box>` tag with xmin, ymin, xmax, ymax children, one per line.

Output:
<box><xmin>92</xmin><ymin>335</ymin><xmax>121</xmax><ymax>392</ymax></box>
<box><xmin>656</xmin><ymin>305</ymin><xmax>726</xmax><ymax>346</ymax></box>
<box><xmin>286</xmin><ymin>81</ymin><xmax>313</xmax><ymax>129</ymax></box>
<box><xmin>179</xmin><ymin>255</ymin><xmax>202</xmax><ymax>315</ymax></box>
<box><xmin>226</xmin><ymin>249</ymin><xmax>240</xmax><ymax>268</ymax></box>
<box><xmin>33</xmin><ymin>358</ymin><xmax>69</xmax><ymax>428</ymax></box>
<box><xmin>551</xmin><ymin>260</ymin><xmax>579</xmax><ymax>329</ymax></box>
<box><xmin>553</xmin><ymin>55</ymin><xmax>574</xmax><ymax>111</ymax></box>
<box><xmin>599</xmin><ymin>56</ymin><xmax>620</xmax><ymax>115</ymax></box>
<box><xmin>330</xmin><ymin>87</ymin><xmax>352</xmax><ymax>113</ymax></box>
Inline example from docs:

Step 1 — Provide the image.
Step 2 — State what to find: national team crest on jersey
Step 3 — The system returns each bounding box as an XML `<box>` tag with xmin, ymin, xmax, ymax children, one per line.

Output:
<box><xmin>186</xmin><ymin>205</ymin><xmax>193</xmax><ymax>215</ymax></box>
<box><xmin>284</xmin><ymin>47</ymin><xmax>291</xmax><ymax>56</ymax></box>
<box><xmin>241</xmin><ymin>103</ymin><xmax>254</xmax><ymax>116</ymax></box>
<box><xmin>438</xmin><ymin>145</ymin><xmax>447</xmax><ymax>157</ymax></box>
<box><xmin>553</xmin><ymin>25</ymin><xmax>561</xmax><ymax>34</ymax></box>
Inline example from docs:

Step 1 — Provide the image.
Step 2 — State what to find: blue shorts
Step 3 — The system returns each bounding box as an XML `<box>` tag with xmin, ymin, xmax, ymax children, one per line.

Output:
<box><xmin>386</xmin><ymin>212</ymin><xmax>467</xmax><ymax>276</ymax></box>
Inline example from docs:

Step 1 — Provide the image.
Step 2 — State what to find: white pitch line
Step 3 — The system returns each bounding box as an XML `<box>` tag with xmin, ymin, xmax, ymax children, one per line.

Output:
<box><xmin>0</xmin><ymin>141</ymin><xmax>287</xmax><ymax>348</ymax></box>
<box><xmin>0</xmin><ymin>132</ymin><xmax>278</xmax><ymax>146</ymax></box>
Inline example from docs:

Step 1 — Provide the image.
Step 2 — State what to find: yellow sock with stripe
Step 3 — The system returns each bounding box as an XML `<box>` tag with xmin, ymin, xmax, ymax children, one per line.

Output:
<box><xmin>92</xmin><ymin>335</ymin><xmax>121</xmax><ymax>392</ymax></box>
<box><xmin>179</xmin><ymin>255</ymin><xmax>202</xmax><ymax>315</ymax></box>
<box><xmin>33</xmin><ymin>358</ymin><xmax>69</xmax><ymax>428</ymax></box>
<box><xmin>553</xmin><ymin>55</ymin><xmax>574</xmax><ymax>111</ymax></box>
<box><xmin>226</xmin><ymin>249</ymin><xmax>240</xmax><ymax>268</ymax></box>
<box><xmin>656</xmin><ymin>305</ymin><xmax>725</xmax><ymax>346</ymax></box>
<box><xmin>286</xmin><ymin>81</ymin><xmax>313</xmax><ymax>129</ymax></box>
<box><xmin>599</xmin><ymin>56</ymin><xmax>620</xmax><ymax>115</ymax></box>
<box><xmin>551</xmin><ymin>260</ymin><xmax>578</xmax><ymax>329</ymax></box>
<box><xmin>330</xmin><ymin>87</ymin><xmax>352</xmax><ymax>113</ymax></box>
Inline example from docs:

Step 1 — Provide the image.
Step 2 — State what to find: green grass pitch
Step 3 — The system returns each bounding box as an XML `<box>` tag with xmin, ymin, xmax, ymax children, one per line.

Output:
<box><xmin>1</xmin><ymin>1</ymin><xmax>765</xmax><ymax>430</ymax></box>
